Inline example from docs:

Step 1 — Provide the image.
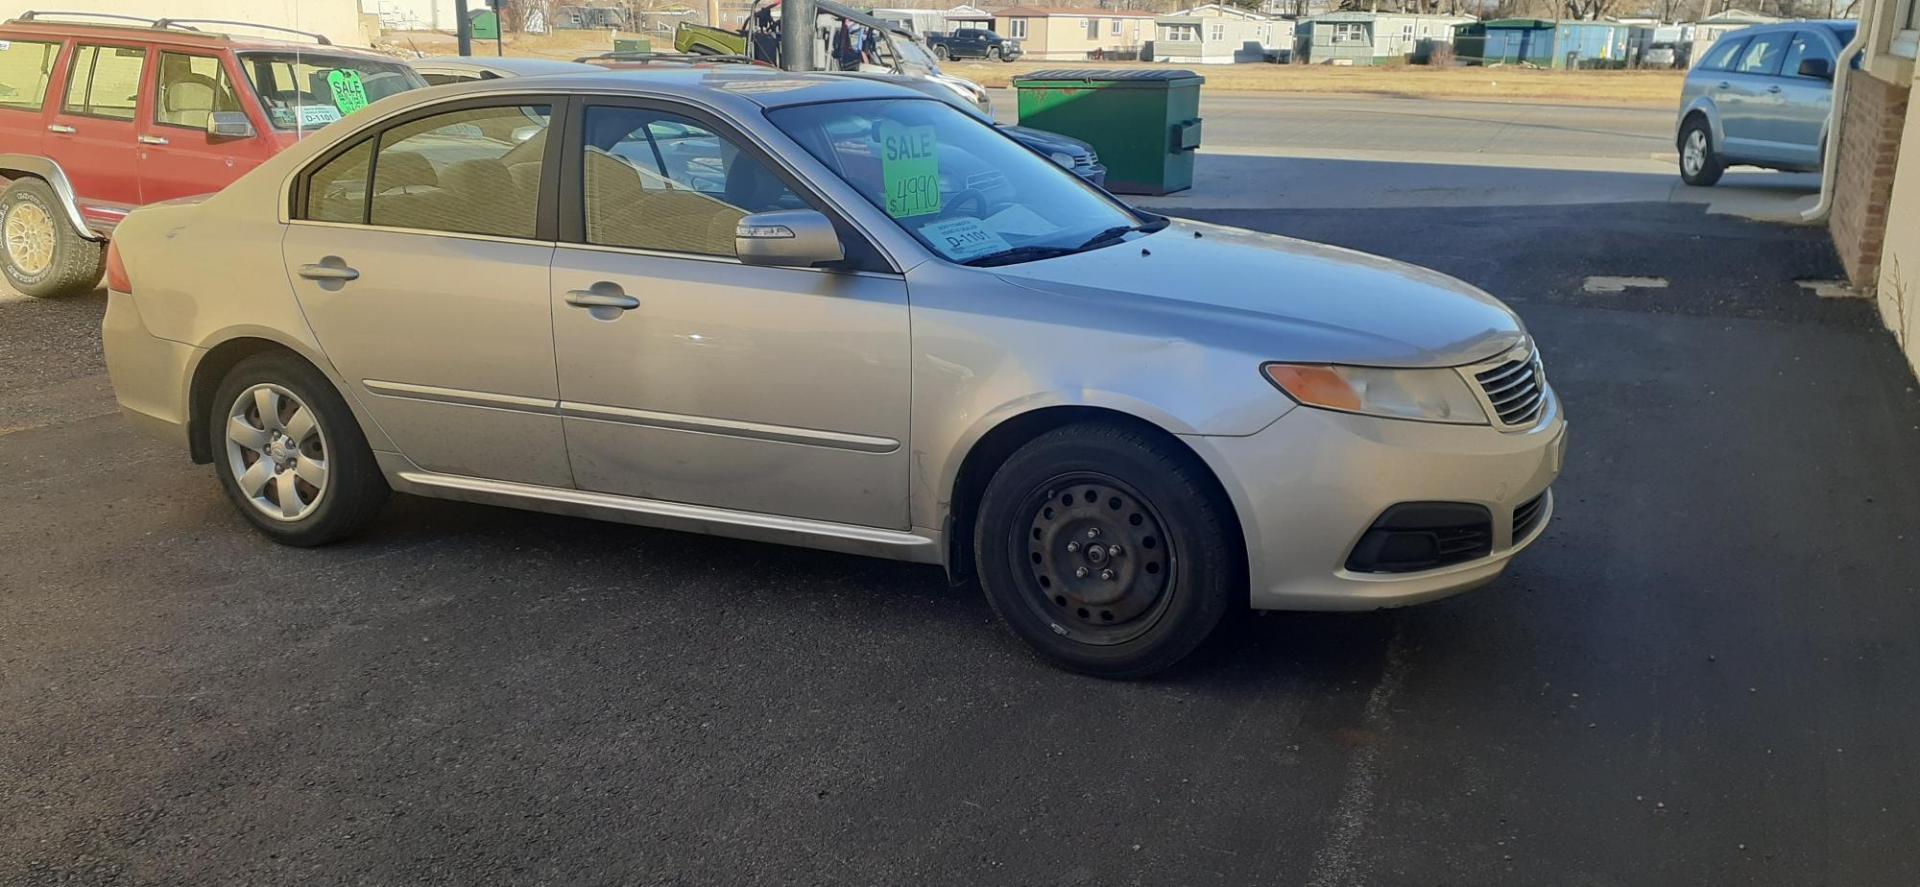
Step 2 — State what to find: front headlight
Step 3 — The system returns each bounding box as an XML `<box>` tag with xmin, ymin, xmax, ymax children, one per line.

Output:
<box><xmin>1262</xmin><ymin>363</ymin><xmax>1488</xmax><ymax>425</ymax></box>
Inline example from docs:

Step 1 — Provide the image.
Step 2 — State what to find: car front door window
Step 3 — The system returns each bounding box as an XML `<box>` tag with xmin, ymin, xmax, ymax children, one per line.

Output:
<box><xmin>1778</xmin><ymin>31</ymin><xmax>1834</xmax><ymax>79</ymax></box>
<box><xmin>580</xmin><ymin>105</ymin><xmax>802</xmax><ymax>257</ymax></box>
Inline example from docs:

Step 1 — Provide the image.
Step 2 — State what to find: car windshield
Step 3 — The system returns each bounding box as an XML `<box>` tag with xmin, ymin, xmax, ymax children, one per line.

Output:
<box><xmin>236</xmin><ymin>52</ymin><xmax>425</xmax><ymax>132</ymax></box>
<box><xmin>892</xmin><ymin>35</ymin><xmax>939</xmax><ymax>69</ymax></box>
<box><xmin>768</xmin><ymin>98</ymin><xmax>1149</xmax><ymax>267</ymax></box>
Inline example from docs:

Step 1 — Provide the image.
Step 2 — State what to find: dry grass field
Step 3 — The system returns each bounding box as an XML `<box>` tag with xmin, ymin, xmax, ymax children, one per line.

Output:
<box><xmin>386</xmin><ymin>30</ymin><xmax>1685</xmax><ymax>108</ymax></box>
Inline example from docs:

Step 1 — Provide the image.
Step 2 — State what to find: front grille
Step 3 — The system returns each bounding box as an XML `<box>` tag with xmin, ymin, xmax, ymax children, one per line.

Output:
<box><xmin>1512</xmin><ymin>490</ymin><xmax>1549</xmax><ymax>540</ymax></box>
<box><xmin>1473</xmin><ymin>349</ymin><xmax>1547</xmax><ymax>428</ymax></box>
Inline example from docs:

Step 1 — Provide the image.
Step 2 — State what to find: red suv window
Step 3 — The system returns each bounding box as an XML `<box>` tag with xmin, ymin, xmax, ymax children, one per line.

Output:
<box><xmin>62</xmin><ymin>44</ymin><xmax>147</xmax><ymax>120</ymax></box>
<box><xmin>0</xmin><ymin>40</ymin><xmax>62</xmax><ymax>112</ymax></box>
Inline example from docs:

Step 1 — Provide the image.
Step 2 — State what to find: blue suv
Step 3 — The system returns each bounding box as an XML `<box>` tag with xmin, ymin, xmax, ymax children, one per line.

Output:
<box><xmin>1676</xmin><ymin>21</ymin><xmax>1857</xmax><ymax>186</ymax></box>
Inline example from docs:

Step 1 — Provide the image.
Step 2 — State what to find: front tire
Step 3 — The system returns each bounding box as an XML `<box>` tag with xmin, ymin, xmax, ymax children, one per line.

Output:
<box><xmin>974</xmin><ymin>422</ymin><xmax>1239</xmax><ymax>679</ymax></box>
<box><xmin>209</xmin><ymin>352</ymin><xmax>388</xmax><ymax>546</ymax></box>
<box><xmin>1679</xmin><ymin>118</ymin><xmax>1724</xmax><ymax>187</ymax></box>
<box><xmin>0</xmin><ymin>178</ymin><xmax>104</xmax><ymax>298</ymax></box>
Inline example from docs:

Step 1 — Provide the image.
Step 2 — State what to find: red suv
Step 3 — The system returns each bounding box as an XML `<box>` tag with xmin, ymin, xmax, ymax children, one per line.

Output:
<box><xmin>0</xmin><ymin>12</ymin><xmax>425</xmax><ymax>297</ymax></box>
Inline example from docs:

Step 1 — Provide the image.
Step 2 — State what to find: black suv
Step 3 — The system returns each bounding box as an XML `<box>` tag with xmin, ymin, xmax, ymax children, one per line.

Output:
<box><xmin>925</xmin><ymin>28</ymin><xmax>1021</xmax><ymax>62</ymax></box>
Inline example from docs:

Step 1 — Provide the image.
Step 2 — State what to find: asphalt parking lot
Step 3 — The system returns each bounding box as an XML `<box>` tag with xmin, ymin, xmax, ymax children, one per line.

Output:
<box><xmin>8</xmin><ymin>193</ymin><xmax>1920</xmax><ymax>884</ymax></box>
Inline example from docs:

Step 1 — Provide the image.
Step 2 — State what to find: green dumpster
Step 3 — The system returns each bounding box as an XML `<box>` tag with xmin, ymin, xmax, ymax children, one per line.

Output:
<box><xmin>1012</xmin><ymin>69</ymin><xmax>1204</xmax><ymax>196</ymax></box>
<box><xmin>613</xmin><ymin>37</ymin><xmax>652</xmax><ymax>54</ymax></box>
<box><xmin>469</xmin><ymin>9</ymin><xmax>500</xmax><ymax>40</ymax></box>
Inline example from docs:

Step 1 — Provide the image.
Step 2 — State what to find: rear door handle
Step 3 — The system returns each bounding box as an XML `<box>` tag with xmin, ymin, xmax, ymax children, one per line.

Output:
<box><xmin>46</xmin><ymin>124</ymin><xmax>74</xmax><ymax>134</ymax></box>
<box><xmin>1716</xmin><ymin>81</ymin><xmax>1731</xmax><ymax>90</ymax></box>
<box><xmin>565</xmin><ymin>287</ymin><xmax>639</xmax><ymax>310</ymax></box>
<box><xmin>1766</xmin><ymin>85</ymin><xmax>1783</xmax><ymax>94</ymax></box>
<box><xmin>298</xmin><ymin>263</ymin><xmax>360</xmax><ymax>281</ymax></box>
<box><xmin>137</xmin><ymin>134</ymin><xmax>169</xmax><ymax>145</ymax></box>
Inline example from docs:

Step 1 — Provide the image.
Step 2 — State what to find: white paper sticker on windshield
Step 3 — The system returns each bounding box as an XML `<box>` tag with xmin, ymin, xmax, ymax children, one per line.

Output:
<box><xmin>920</xmin><ymin>217</ymin><xmax>1009</xmax><ymax>261</ymax></box>
<box><xmin>297</xmin><ymin>105</ymin><xmax>343</xmax><ymax>127</ymax></box>
<box><xmin>981</xmin><ymin>205</ymin><xmax>1056</xmax><ymax>238</ymax></box>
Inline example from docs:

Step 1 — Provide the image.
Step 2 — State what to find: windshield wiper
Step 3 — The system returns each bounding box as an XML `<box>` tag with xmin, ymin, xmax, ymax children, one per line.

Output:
<box><xmin>959</xmin><ymin>218</ymin><xmax>1170</xmax><ymax>268</ymax></box>
<box><xmin>959</xmin><ymin>244</ymin><xmax>1083</xmax><ymax>268</ymax></box>
<box><xmin>1079</xmin><ymin>216</ymin><xmax>1171</xmax><ymax>250</ymax></box>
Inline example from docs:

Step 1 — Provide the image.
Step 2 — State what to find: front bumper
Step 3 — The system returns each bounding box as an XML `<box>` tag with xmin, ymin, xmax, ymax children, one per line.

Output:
<box><xmin>1183</xmin><ymin>389</ymin><xmax>1564</xmax><ymax>611</ymax></box>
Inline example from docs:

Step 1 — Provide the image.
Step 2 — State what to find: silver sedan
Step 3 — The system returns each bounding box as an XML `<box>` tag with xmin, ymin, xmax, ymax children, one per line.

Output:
<box><xmin>101</xmin><ymin>70</ymin><xmax>1564</xmax><ymax>677</ymax></box>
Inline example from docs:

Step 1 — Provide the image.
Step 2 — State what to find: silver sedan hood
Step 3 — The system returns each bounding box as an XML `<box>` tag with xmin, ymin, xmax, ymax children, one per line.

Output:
<box><xmin>991</xmin><ymin>219</ymin><xmax>1527</xmax><ymax>368</ymax></box>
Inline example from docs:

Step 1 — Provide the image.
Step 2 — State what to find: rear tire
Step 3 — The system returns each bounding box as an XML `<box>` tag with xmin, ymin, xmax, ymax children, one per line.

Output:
<box><xmin>974</xmin><ymin>421</ymin><xmax>1239</xmax><ymax>679</ymax></box>
<box><xmin>0</xmin><ymin>178</ymin><xmax>104</xmax><ymax>298</ymax></box>
<box><xmin>1679</xmin><ymin>118</ymin><xmax>1724</xmax><ymax>187</ymax></box>
<box><xmin>209</xmin><ymin>352</ymin><xmax>389</xmax><ymax>547</ymax></box>
<box><xmin>934</xmin><ymin>45</ymin><xmax>951</xmax><ymax>61</ymax></box>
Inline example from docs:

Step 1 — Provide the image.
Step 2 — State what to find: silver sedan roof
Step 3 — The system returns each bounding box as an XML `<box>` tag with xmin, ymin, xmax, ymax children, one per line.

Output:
<box><xmin>407</xmin><ymin>56</ymin><xmax>601</xmax><ymax>77</ymax></box>
<box><xmin>411</xmin><ymin>67</ymin><xmax>931</xmax><ymax>113</ymax></box>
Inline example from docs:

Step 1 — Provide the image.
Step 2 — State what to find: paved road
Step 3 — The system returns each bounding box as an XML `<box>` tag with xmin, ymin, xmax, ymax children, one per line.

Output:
<box><xmin>7</xmin><ymin>202</ymin><xmax>1920</xmax><ymax>885</ymax></box>
<box><xmin>988</xmin><ymin>90</ymin><xmax>1819</xmax><ymax>218</ymax></box>
<box><xmin>991</xmin><ymin>90</ymin><xmax>1676</xmax><ymax>161</ymax></box>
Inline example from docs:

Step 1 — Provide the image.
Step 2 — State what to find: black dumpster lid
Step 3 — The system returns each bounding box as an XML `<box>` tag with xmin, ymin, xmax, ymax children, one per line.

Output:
<box><xmin>1013</xmin><ymin>68</ymin><xmax>1204</xmax><ymax>83</ymax></box>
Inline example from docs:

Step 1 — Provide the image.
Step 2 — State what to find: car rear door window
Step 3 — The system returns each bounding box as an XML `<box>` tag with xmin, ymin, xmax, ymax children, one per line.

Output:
<box><xmin>153</xmin><ymin>52</ymin><xmax>243</xmax><ymax>129</ymax></box>
<box><xmin>0</xmin><ymin>40</ymin><xmax>61</xmax><ymax>112</ymax></box>
<box><xmin>62</xmin><ymin>44</ymin><xmax>146</xmax><ymax>120</ymax></box>
<box><xmin>1734</xmin><ymin>32</ymin><xmax>1790</xmax><ymax>76</ymax></box>
<box><xmin>1778</xmin><ymin>31</ymin><xmax>1836</xmax><ymax>79</ymax></box>
<box><xmin>366</xmin><ymin>104</ymin><xmax>550</xmax><ymax>237</ymax></box>
<box><xmin>578</xmin><ymin>106</ymin><xmax>803</xmax><ymax>257</ymax></box>
<box><xmin>1696</xmin><ymin>36</ymin><xmax>1748</xmax><ymax>71</ymax></box>
<box><xmin>300</xmin><ymin>103</ymin><xmax>550</xmax><ymax>236</ymax></box>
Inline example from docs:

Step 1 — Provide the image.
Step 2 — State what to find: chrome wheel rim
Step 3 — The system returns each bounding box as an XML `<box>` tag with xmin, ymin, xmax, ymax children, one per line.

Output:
<box><xmin>1012</xmin><ymin>472</ymin><xmax>1176</xmax><ymax>646</ymax></box>
<box><xmin>225</xmin><ymin>383</ymin><xmax>329</xmax><ymax>522</ymax></box>
<box><xmin>4</xmin><ymin>200</ymin><xmax>55</xmax><ymax>276</ymax></box>
<box><xmin>1682</xmin><ymin>130</ymin><xmax>1707</xmax><ymax>177</ymax></box>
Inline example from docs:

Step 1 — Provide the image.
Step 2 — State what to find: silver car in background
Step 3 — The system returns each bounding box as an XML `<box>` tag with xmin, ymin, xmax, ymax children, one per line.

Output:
<box><xmin>101</xmin><ymin>70</ymin><xmax>1563</xmax><ymax>677</ymax></box>
<box><xmin>1676</xmin><ymin>20</ymin><xmax>1856</xmax><ymax>186</ymax></box>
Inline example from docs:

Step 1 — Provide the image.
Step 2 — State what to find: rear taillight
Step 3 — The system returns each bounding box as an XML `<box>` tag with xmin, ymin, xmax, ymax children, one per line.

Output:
<box><xmin>105</xmin><ymin>239</ymin><xmax>130</xmax><ymax>293</ymax></box>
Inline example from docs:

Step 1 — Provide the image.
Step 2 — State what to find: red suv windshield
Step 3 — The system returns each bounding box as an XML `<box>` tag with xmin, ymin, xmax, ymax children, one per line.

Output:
<box><xmin>234</xmin><ymin>51</ymin><xmax>425</xmax><ymax>132</ymax></box>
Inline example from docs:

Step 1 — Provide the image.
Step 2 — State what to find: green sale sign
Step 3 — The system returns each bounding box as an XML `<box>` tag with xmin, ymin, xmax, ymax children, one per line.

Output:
<box><xmin>326</xmin><ymin>69</ymin><xmax>369</xmax><ymax>115</ymax></box>
<box><xmin>877</xmin><ymin>121</ymin><xmax>940</xmax><ymax>219</ymax></box>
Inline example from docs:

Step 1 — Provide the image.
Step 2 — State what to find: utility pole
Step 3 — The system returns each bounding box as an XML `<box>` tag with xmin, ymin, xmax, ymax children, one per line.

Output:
<box><xmin>780</xmin><ymin>0</ymin><xmax>816</xmax><ymax>70</ymax></box>
<box><xmin>455</xmin><ymin>0</ymin><xmax>473</xmax><ymax>56</ymax></box>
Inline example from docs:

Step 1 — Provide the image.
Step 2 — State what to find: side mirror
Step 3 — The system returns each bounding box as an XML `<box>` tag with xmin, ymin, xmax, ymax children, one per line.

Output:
<box><xmin>735</xmin><ymin>210</ymin><xmax>845</xmax><ymax>268</ymax></box>
<box><xmin>206</xmin><ymin>110</ymin><xmax>255</xmax><ymax>139</ymax></box>
<box><xmin>1798</xmin><ymin>57</ymin><xmax>1833</xmax><ymax>80</ymax></box>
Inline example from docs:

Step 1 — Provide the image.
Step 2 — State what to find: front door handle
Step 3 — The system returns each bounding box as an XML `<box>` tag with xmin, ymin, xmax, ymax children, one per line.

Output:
<box><xmin>565</xmin><ymin>287</ymin><xmax>639</xmax><ymax>310</ymax></box>
<box><xmin>298</xmin><ymin>263</ymin><xmax>360</xmax><ymax>281</ymax></box>
<box><xmin>1716</xmin><ymin>81</ymin><xmax>1731</xmax><ymax>90</ymax></box>
<box><xmin>1766</xmin><ymin>85</ymin><xmax>1783</xmax><ymax>94</ymax></box>
<box><xmin>46</xmin><ymin>124</ymin><xmax>74</xmax><ymax>134</ymax></box>
<box><xmin>137</xmin><ymin>134</ymin><xmax>169</xmax><ymax>145</ymax></box>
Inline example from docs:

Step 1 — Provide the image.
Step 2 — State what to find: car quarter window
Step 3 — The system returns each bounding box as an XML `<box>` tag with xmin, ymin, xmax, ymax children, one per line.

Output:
<box><xmin>1734</xmin><ymin>32</ymin><xmax>1789</xmax><ymax>75</ymax></box>
<box><xmin>301</xmin><ymin>103</ymin><xmax>550</xmax><ymax>237</ymax></box>
<box><xmin>1778</xmin><ymin>31</ymin><xmax>1835</xmax><ymax>79</ymax></box>
<box><xmin>0</xmin><ymin>40</ymin><xmax>61</xmax><ymax>112</ymax></box>
<box><xmin>578</xmin><ymin>105</ymin><xmax>805</xmax><ymax>257</ymax></box>
<box><xmin>154</xmin><ymin>53</ymin><xmax>243</xmax><ymax>129</ymax></box>
<box><xmin>62</xmin><ymin>44</ymin><xmax>147</xmax><ymax>120</ymax></box>
<box><xmin>1696</xmin><ymin>36</ymin><xmax>1747</xmax><ymax>71</ymax></box>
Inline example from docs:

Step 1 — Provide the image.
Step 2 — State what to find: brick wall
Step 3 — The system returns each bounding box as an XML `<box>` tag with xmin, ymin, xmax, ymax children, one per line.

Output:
<box><xmin>1830</xmin><ymin>74</ymin><xmax>1911</xmax><ymax>288</ymax></box>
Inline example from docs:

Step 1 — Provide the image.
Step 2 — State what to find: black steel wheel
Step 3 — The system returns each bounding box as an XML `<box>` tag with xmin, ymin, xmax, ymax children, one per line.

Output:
<box><xmin>1012</xmin><ymin>472</ymin><xmax>1176</xmax><ymax>646</ymax></box>
<box><xmin>974</xmin><ymin>421</ymin><xmax>1239</xmax><ymax>678</ymax></box>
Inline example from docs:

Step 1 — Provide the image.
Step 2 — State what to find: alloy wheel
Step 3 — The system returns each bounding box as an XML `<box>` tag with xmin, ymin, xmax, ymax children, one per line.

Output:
<box><xmin>224</xmin><ymin>383</ymin><xmax>330</xmax><ymax>522</ymax></box>
<box><xmin>4</xmin><ymin>200</ymin><xmax>55</xmax><ymax>277</ymax></box>
<box><xmin>1012</xmin><ymin>472</ymin><xmax>1176</xmax><ymax>645</ymax></box>
<box><xmin>1683</xmin><ymin>129</ymin><xmax>1706</xmax><ymax>177</ymax></box>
